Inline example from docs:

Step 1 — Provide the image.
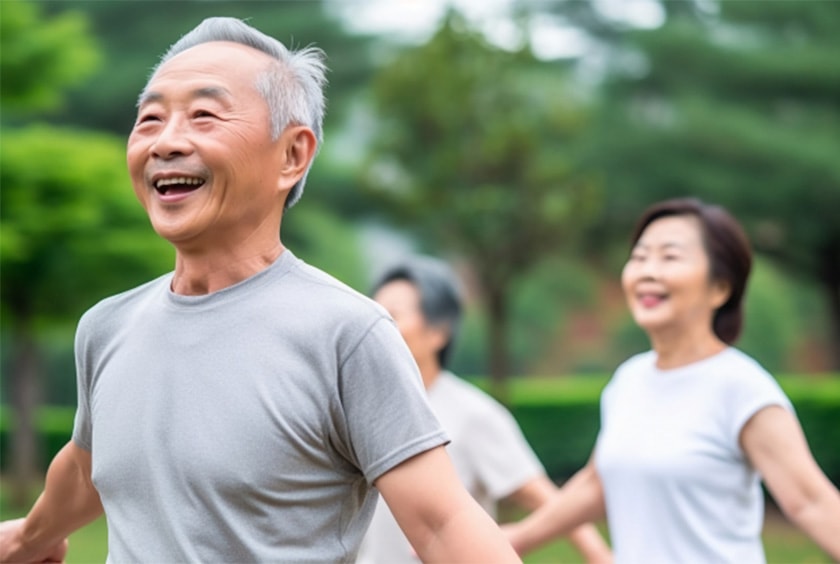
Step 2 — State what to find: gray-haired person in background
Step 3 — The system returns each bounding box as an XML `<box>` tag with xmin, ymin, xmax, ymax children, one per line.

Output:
<box><xmin>357</xmin><ymin>256</ymin><xmax>612</xmax><ymax>563</ymax></box>
<box><xmin>0</xmin><ymin>18</ymin><xmax>520</xmax><ymax>563</ymax></box>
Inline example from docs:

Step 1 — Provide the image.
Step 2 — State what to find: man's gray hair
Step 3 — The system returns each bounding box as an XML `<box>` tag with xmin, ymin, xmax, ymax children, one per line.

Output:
<box><xmin>372</xmin><ymin>256</ymin><xmax>464</xmax><ymax>369</ymax></box>
<box><xmin>145</xmin><ymin>17</ymin><xmax>327</xmax><ymax>209</ymax></box>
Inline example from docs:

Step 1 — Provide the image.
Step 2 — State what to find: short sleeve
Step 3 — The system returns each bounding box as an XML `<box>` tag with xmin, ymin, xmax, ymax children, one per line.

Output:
<box><xmin>726</xmin><ymin>362</ymin><xmax>794</xmax><ymax>447</ymax></box>
<box><xmin>71</xmin><ymin>312</ymin><xmax>94</xmax><ymax>451</ymax></box>
<box><xmin>336</xmin><ymin>318</ymin><xmax>449</xmax><ymax>483</ymax></box>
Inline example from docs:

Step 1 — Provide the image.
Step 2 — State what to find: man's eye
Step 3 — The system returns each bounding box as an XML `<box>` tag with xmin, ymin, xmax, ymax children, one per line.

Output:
<box><xmin>193</xmin><ymin>110</ymin><xmax>216</xmax><ymax>118</ymax></box>
<box><xmin>138</xmin><ymin>113</ymin><xmax>161</xmax><ymax>123</ymax></box>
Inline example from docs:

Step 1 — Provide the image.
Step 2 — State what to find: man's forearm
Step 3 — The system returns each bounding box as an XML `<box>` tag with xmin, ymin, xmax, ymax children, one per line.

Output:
<box><xmin>15</xmin><ymin>442</ymin><xmax>102</xmax><ymax>558</ymax></box>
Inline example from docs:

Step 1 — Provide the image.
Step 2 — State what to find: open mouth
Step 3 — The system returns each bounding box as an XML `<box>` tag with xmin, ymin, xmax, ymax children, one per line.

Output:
<box><xmin>154</xmin><ymin>176</ymin><xmax>206</xmax><ymax>196</ymax></box>
<box><xmin>638</xmin><ymin>292</ymin><xmax>667</xmax><ymax>308</ymax></box>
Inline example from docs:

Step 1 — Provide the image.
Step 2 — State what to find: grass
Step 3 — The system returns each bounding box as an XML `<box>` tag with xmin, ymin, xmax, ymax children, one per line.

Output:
<box><xmin>519</xmin><ymin>513</ymin><xmax>830</xmax><ymax>563</ymax></box>
<box><xmin>1</xmin><ymin>491</ymin><xmax>830</xmax><ymax>563</ymax></box>
<box><xmin>494</xmin><ymin>500</ymin><xmax>830</xmax><ymax>563</ymax></box>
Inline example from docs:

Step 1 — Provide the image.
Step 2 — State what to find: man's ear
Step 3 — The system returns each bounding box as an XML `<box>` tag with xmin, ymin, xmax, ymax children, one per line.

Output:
<box><xmin>276</xmin><ymin>125</ymin><xmax>317</xmax><ymax>191</ymax></box>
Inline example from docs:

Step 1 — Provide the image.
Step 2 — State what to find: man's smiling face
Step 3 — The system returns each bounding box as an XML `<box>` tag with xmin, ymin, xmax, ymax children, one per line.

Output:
<box><xmin>126</xmin><ymin>41</ymin><xmax>287</xmax><ymax>252</ymax></box>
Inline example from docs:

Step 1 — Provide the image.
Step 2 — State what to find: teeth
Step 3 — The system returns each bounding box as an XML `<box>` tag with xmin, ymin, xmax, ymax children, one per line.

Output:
<box><xmin>155</xmin><ymin>177</ymin><xmax>204</xmax><ymax>188</ymax></box>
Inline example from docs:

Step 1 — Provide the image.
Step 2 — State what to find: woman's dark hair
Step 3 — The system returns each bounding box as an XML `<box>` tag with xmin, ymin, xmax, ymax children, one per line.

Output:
<box><xmin>629</xmin><ymin>198</ymin><xmax>753</xmax><ymax>344</ymax></box>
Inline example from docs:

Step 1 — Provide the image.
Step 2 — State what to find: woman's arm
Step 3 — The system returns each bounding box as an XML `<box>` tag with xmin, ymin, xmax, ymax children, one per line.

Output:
<box><xmin>0</xmin><ymin>441</ymin><xmax>103</xmax><ymax>563</ymax></box>
<box><xmin>504</xmin><ymin>459</ymin><xmax>607</xmax><ymax>556</ymax></box>
<box><xmin>506</xmin><ymin>475</ymin><xmax>611</xmax><ymax>563</ymax></box>
<box><xmin>741</xmin><ymin>405</ymin><xmax>840</xmax><ymax>561</ymax></box>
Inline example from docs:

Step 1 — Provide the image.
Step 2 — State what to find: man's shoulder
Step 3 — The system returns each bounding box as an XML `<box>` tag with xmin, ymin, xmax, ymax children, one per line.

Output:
<box><xmin>81</xmin><ymin>274</ymin><xmax>170</xmax><ymax>322</ymax></box>
<box><xmin>76</xmin><ymin>274</ymin><xmax>170</xmax><ymax>343</ymax></box>
<box><xmin>283</xmin><ymin>256</ymin><xmax>387</xmax><ymax>319</ymax></box>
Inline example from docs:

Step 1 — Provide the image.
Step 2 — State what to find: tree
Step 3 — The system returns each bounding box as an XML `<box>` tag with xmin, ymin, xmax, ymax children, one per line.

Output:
<box><xmin>1</xmin><ymin>0</ymin><xmax>99</xmax><ymax>115</ymax></box>
<box><xmin>583</xmin><ymin>0</ymin><xmax>840</xmax><ymax>367</ymax></box>
<box><xmin>363</xmin><ymin>13</ymin><xmax>600</xmax><ymax>392</ymax></box>
<box><xmin>33</xmin><ymin>0</ymin><xmax>376</xmax><ymax>135</ymax></box>
<box><xmin>1</xmin><ymin>1</ymin><xmax>173</xmax><ymax>505</ymax></box>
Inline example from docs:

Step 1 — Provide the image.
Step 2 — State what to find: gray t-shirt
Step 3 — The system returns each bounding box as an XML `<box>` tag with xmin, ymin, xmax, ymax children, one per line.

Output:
<box><xmin>72</xmin><ymin>250</ymin><xmax>448</xmax><ymax>563</ymax></box>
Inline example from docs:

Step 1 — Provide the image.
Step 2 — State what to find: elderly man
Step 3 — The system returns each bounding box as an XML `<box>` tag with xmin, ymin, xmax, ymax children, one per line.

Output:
<box><xmin>0</xmin><ymin>18</ymin><xmax>519</xmax><ymax>563</ymax></box>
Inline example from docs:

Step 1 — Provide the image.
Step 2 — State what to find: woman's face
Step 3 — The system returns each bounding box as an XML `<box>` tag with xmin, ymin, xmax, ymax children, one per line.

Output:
<box><xmin>621</xmin><ymin>215</ymin><xmax>729</xmax><ymax>339</ymax></box>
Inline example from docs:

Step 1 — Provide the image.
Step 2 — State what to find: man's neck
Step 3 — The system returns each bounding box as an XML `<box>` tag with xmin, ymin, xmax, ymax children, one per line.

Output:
<box><xmin>170</xmin><ymin>242</ymin><xmax>285</xmax><ymax>296</ymax></box>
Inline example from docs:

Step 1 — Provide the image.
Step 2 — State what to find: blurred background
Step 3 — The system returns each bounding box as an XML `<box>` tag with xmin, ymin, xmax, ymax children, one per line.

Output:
<box><xmin>1</xmin><ymin>0</ymin><xmax>838</xmax><ymax>548</ymax></box>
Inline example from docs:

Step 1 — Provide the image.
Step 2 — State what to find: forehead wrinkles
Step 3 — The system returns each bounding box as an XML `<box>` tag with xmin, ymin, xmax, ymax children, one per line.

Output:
<box><xmin>139</xmin><ymin>42</ymin><xmax>272</xmax><ymax>105</ymax></box>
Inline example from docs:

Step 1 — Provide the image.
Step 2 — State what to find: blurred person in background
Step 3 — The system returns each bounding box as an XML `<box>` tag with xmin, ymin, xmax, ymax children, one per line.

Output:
<box><xmin>357</xmin><ymin>256</ymin><xmax>612</xmax><ymax>563</ymax></box>
<box><xmin>504</xmin><ymin>197</ymin><xmax>840</xmax><ymax>562</ymax></box>
<box><xmin>0</xmin><ymin>17</ymin><xmax>522</xmax><ymax>563</ymax></box>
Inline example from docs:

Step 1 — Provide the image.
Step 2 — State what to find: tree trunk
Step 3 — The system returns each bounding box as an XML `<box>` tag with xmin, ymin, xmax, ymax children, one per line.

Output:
<box><xmin>486</xmin><ymin>283</ymin><xmax>511</xmax><ymax>403</ymax></box>
<box><xmin>820</xmin><ymin>242</ymin><xmax>840</xmax><ymax>370</ymax></box>
<box><xmin>10</xmin><ymin>322</ymin><xmax>43</xmax><ymax>509</ymax></box>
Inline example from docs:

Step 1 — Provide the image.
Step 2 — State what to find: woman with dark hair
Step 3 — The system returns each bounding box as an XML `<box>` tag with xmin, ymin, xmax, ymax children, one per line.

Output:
<box><xmin>505</xmin><ymin>198</ymin><xmax>840</xmax><ymax>562</ymax></box>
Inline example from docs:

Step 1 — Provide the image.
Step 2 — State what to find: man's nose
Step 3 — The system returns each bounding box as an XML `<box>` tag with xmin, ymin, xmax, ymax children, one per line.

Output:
<box><xmin>150</xmin><ymin>117</ymin><xmax>192</xmax><ymax>159</ymax></box>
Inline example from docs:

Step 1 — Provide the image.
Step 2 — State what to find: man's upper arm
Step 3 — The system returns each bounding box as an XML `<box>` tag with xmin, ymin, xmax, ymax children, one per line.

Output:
<box><xmin>374</xmin><ymin>446</ymin><xmax>463</xmax><ymax>542</ymax></box>
<box><xmin>375</xmin><ymin>446</ymin><xmax>521</xmax><ymax>563</ymax></box>
<box><xmin>43</xmin><ymin>441</ymin><xmax>101</xmax><ymax>522</ymax></box>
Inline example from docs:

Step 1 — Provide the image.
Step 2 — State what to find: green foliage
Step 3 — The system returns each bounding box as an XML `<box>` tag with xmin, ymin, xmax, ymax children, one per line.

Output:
<box><xmin>35</xmin><ymin>0</ymin><xmax>376</xmax><ymax>136</ymax></box>
<box><xmin>0</xmin><ymin>1</ymin><xmax>100</xmax><ymax>115</ymax></box>
<box><xmin>282</xmin><ymin>203</ymin><xmax>367</xmax><ymax>291</ymax></box>
<box><xmin>365</xmin><ymin>12</ymin><xmax>602</xmax><ymax>380</ymax></box>
<box><xmin>1</xmin><ymin>125</ymin><xmax>173</xmax><ymax>326</ymax></box>
<box><xmin>367</xmin><ymin>14</ymin><xmax>599</xmax><ymax>265</ymax></box>
<box><xmin>584</xmin><ymin>0</ymin><xmax>840</xmax><ymax>364</ymax></box>
<box><xmin>740</xmin><ymin>259</ymin><xmax>803</xmax><ymax>372</ymax></box>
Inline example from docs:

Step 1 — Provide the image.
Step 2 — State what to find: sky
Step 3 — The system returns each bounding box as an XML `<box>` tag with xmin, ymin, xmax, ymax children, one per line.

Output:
<box><xmin>328</xmin><ymin>0</ymin><xmax>665</xmax><ymax>59</ymax></box>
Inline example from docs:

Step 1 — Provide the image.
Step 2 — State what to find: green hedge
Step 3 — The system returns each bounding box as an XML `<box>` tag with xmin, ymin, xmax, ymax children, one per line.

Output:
<box><xmin>0</xmin><ymin>406</ymin><xmax>76</xmax><ymax>472</ymax></box>
<box><xmin>499</xmin><ymin>375</ymin><xmax>840</xmax><ymax>486</ymax></box>
<box><xmin>1</xmin><ymin>375</ymin><xmax>838</xmax><ymax>485</ymax></box>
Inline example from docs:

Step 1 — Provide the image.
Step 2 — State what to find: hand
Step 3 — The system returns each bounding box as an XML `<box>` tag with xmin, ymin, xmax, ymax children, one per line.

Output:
<box><xmin>0</xmin><ymin>518</ymin><xmax>69</xmax><ymax>564</ymax></box>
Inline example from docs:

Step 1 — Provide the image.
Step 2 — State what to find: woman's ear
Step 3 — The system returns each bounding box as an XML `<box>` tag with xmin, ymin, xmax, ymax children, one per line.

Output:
<box><xmin>276</xmin><ymin>125</ymin><xmax>317</xmax><ymax>191</ymax></box>
<box><xmin>710</xmin><ymin>279</ymin><xmax>731</xmax><ymax>310</ymax></box>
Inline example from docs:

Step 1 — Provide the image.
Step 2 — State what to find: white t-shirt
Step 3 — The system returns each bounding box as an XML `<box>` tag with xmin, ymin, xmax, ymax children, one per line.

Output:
<box><xmin>595</xmin><ymin>348</ymin><xmax>793</xmax><ymax>564</ymax></box>
<box><xmin>357</xmin><ymin>371</ymin><xmax>545</xmax><ymax>563</ymax></box>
